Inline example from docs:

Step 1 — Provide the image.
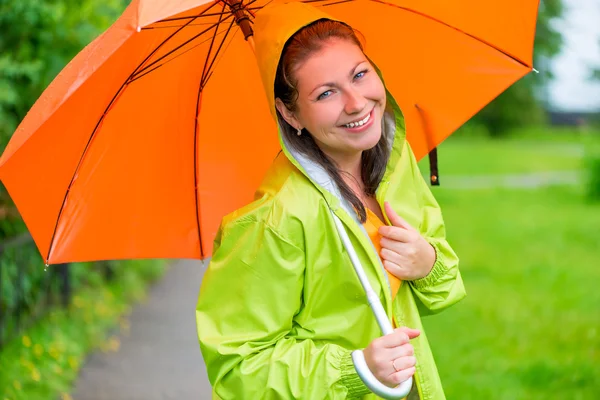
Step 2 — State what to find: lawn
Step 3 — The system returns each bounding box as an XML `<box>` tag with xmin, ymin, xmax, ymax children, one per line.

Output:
<box><xmin>417</xmin><ymin>128</ymin><xmax>587</xmax><ymax>176</ymax></box>
<box><xmin>419</xmin><ymin>128</ymin><xmax>600</xmax><ymax>399</ymax></box>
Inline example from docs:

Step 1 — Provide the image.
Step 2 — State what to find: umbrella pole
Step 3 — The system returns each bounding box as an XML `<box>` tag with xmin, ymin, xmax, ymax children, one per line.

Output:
<box><xmin>227</xmin><ymin>0</ymin><xmax>255</xmax><ymax>54</ymax></box>
<box><xmin>331</xmin><ymin>211</ymin><xmax>413</xmax><ymax>399</ymax></box>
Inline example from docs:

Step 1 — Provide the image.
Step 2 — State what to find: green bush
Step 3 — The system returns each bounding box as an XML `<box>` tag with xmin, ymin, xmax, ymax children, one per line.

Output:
<box><xmin>584</xmin><ymin>135</ymin><xmax>600</xmax><ymax>202</ymax></box>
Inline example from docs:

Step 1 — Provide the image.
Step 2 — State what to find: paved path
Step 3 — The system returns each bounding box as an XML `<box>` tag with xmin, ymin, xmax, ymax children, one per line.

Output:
<box><xmin>71</xmin><ymin>259</ymin><xmax>211</xmax><ymax>400</ymax></box>
<box><xmin>438</xmin><ymin>171</ymin><xmax>581</xmax><ymax>189</ymax></box>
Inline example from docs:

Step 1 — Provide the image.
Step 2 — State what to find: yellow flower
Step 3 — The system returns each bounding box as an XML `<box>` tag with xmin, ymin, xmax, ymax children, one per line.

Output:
<box><xmin>22</xmin><ymin>336</ymin><xmax>31</xmax><ymax>347</ymax></box>
<box><xmin>73</xmin><ymin>296</ymin><xmax>84</xmax><ymax>308</ymax></box>
<box><xmin>31</xmin><ymin>368</ymin><xmax>41</xmax><ymax>382</ymax></box>
<box><xmin>68</xmin><ymin>356</ymin><xmax>79</xmax><ymax>370</ymax></box>
<box><xmin>13</xmin><ymin>381</ymin><xmax>21</xmax><ymax>390</ymax></box>
<box><xmin>49</xmin><ymin>345</ymin><xmax>61</xmax><ymax>360</ymax></box>
<box><xmin>61</xmin><ymin>393</ymin><xmax>73</xmax><ymax>400</ymax></box>
<box><xmin>33</xmin><ymin>344</ymin><xmax>44</xmax><ymax>358</ymax></box>
<box><xmin>108</xmin><ymin>336</ymin><xmax>120</xmax><ymax>352</ymax></box>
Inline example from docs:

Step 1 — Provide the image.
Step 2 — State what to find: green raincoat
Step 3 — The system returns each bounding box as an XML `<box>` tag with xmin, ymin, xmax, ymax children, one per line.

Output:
<box><xmin>196</xmin><ymin>3</ymin><xmax>466</xmax><ymax>399</ymax></box>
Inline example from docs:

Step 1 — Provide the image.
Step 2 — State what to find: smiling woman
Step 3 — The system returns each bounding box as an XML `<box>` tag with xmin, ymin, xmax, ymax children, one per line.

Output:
<box><xmin>196</xmin><ymin>4</ymin><xmax>466</xmax><ymax>400</ymax></box>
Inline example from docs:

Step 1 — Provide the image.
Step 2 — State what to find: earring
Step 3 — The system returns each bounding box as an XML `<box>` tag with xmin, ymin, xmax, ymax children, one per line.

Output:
<box><xmin>297</xmin><ymin>127</ymin><xmax>302</xmax><ymax>136</ymax></box>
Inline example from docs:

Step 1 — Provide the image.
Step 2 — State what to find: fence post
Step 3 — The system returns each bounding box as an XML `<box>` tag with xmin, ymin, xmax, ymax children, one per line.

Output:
<box><xmin>15</xmin><ymin>248</ymin><xmax>23</xmax><ymax>334</ymax></box>
<box><xmin>59</xmin><ymin>263</ymin><xmax>71</xmax><ymax>308</ymax></box>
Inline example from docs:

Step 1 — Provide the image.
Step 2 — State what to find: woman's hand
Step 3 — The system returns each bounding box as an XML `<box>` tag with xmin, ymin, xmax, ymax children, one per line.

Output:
<box><xmin>362</xmin><ymin>327</ymin><xmax>420</xmax><ymax>388</ymax></box>
<box><xmin>378</xmin><ymin>202</ymin><xmax>436</xmax><ymax>281</ymax></box>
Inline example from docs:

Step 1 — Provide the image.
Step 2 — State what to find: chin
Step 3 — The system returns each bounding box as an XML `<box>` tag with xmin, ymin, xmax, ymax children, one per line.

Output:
<box><xmin>358</xmin><ymin>129</ymin><xmax>383</xmax><ymax>151</ymax></box>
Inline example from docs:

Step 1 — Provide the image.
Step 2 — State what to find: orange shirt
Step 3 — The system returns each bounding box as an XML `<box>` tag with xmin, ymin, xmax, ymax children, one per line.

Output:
<box><xmin>363</xmin><ymin>208</ymin><xmax>402</xmax><ymax>301</ymax></box>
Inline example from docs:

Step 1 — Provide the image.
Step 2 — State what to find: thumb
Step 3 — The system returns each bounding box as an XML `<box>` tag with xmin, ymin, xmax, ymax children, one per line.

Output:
<box><xmin>397</xmin><ymin>327</ymin><xmax>421</xmax><ymax>340</ymax></box>
<box><xmin>384</xmin><ymin>202</ymin><xmax>413</xmax><ymax>231</ymax></box>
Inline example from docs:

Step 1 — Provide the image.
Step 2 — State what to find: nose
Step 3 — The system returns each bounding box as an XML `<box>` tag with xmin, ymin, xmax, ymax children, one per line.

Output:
<box><xmin>343</xmin><ymin>87</ymin><xmax>368</xmax><ymax>115</ymax></box>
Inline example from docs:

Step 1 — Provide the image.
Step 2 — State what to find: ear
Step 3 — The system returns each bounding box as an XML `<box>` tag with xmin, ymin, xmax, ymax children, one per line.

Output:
<box><xmin>275</xmin><ymin>98</ymin><xmax>302</xmax><ymax>131</ymax></box>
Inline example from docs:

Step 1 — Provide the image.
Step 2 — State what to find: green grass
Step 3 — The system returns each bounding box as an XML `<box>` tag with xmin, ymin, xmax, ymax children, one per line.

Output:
<box><xmin>422</xmin><ymin>184</ymin><xmax>600</xmax><ymax>399</ymax></box>
<box><xmin>0</xmin><ymin>260</ymin><xmax>166</xmax><ymax>400</ymax></box>
<box><xmin>418</xmin><ymin>128</ymin><xmax>587</xmax><ymax>176</ymax></box>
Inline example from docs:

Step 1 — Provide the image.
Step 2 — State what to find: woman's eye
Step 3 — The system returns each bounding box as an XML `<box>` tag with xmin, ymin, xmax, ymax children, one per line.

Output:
<box><xmin>354</xmin><ymin>70</ymin><xmax>368</xmax><ymax>80</ymax></box>
<box><xmin>317</xmin><ymin>90</ymin><xmax>333</xmax><ymax>100</ymax></box>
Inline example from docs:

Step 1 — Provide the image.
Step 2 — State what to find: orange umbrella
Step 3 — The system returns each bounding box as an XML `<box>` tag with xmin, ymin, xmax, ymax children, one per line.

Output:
<box><xmin>0</xmin><ymin>0</ymin><xmax>539</xmax><ymax>264</ymax></box>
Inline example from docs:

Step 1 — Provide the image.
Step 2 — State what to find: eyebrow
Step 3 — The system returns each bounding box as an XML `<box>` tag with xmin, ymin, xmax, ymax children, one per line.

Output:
<box><xmin>308</xmin><ymin>60</ymin><xmax>367</xmax><ymax>97</ymax></box>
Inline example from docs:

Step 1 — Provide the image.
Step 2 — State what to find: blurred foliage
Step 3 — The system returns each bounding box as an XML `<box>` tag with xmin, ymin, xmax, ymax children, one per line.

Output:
<box><xmin>0</xmin><ymin>258</ymin><xmax>165</xmax><ymax>400</ymax></box>
<box><xmin>471</xmin><ymin>0</ymin><xmax>564</xmax><ymax>135</ymax></box>
<box><xmin>0</xmin><ymin>237</ymin><xmax>126</xmax><ymax>345</ymax></box>
<box><xmin>584</xmin><ymin>134</ymin><xmax>600</xmax><ymax>202</ymax></box>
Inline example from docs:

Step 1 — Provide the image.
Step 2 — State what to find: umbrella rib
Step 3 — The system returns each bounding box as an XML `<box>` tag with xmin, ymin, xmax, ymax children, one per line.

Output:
<box><xmin>151</xmin><ymin>0</ymin><xmax>261</xmax><ymax>25</ymax></box>
<box><xmin>200</xmin><ymin>2</ymin><xmax>228</xmax><ymax>87</ymax></box>
<box><xmin>201</xmin><ymin>16</ymin><xmax>237</xmax><ymax>89</ymax></box>
<box><xmin>131</xmin><ymin>15</ymin><xmax>234</xmax><ymax>81</ymax></box>
<box><xmin>193</xmin><ymin>3</ymin><xmax>229</xmax><ymax>258</ymax></box>
<box><xmin>142</xmin><ymin>21</ymin><xmax>229</xmax><ymax>29</ymax></box>
<box><xmin>153</xmin><ymin>10</ymin><xmax>240</xmax><ymax>24</ymax></box>
<box><xmin>44</xmin><ymin>2</ymin><xmax>223</xmax><ymax>263</ymax></box>
<box><xmin>129</xmin><ymin>21</ymin><xmax>233</xmax><ymax>84</ymax></box>
<box><xmin>200</xmin><ymin>20</ymin><xmax>241</xmax><ymax>91</ymax></box>
<box><xmin>369</xmin><ymin>0</ymin><xmax>531</xmax><ymax>68</ymax></box>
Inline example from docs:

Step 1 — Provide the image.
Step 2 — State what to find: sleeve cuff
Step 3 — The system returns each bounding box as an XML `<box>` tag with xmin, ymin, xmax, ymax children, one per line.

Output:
<box><xmin>340</xmin><ymin>350</ymin><xmax>372</xmax><ymax>398</ymax></box>
<box><xmin>412</xmin><ymin>240</ymin><xmax>448</xmax><ymax>290</ymax></box>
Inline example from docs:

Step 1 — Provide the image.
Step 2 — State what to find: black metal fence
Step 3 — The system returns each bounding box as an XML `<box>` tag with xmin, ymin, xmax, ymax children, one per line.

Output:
<box><xmin>0</xmin><ymin>234</ymin><xmax>113</xmax><ymax>349</ymax></box>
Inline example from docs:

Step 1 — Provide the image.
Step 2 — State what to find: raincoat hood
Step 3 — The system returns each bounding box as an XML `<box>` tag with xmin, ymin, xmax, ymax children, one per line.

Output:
<box><xmin>253</xmin><ymin>2</ymin><xmax>405</xmax><ymax>217</ymax></box>
<box><xmin>254</xmin><ymin>3</ymin><xmax>337</xmax><ymax>117</ymax></box>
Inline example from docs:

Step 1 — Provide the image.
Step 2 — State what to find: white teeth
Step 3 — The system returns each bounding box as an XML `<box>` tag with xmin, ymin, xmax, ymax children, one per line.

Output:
<box><xmin>344</xmin><ymin>112</ymin><xmax>370</xmax><ymax>128</ymax></box>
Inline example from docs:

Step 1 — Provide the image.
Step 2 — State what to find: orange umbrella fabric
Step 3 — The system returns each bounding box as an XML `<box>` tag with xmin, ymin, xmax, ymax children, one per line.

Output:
<box><xmin>0</xmin><ymin>0</ymin><xmax>539</xmax><ymax>264</ymax></box>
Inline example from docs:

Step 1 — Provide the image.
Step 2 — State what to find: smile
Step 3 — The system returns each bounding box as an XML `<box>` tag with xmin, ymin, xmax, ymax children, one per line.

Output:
<box><xmin>343</xmin><ymin>111</ymin><xmax>371</xmax><ymax>128</ymax></box>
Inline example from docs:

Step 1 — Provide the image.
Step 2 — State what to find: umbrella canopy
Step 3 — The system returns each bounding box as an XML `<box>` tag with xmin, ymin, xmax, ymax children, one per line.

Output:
<box><xmin>0</xmin><ymin>0</ymin><xmax>539</xmax><ymax>264</ymax></box>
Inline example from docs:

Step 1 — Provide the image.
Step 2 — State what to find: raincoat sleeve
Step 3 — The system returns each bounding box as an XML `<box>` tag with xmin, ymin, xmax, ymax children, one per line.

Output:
<box><xmin>406</xmin><ymin>145</ymin><xmax>466</xmax><ymax>316</ymax></box>
<box><xmin>196</xmin><ymin>215</ymin><xmax>371</xmax><ymax>399</ymax></box>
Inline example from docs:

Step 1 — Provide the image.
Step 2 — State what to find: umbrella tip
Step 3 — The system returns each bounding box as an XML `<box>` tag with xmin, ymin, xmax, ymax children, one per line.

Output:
<box><xmin>532</xmin><ymin>68</ymin><xmax>539</xmax><ymax>74</ymax></box>
<box><xmin>136</xmin><ymin>26</ymin><xmax>141</xmax><ymax>33</ymax></box>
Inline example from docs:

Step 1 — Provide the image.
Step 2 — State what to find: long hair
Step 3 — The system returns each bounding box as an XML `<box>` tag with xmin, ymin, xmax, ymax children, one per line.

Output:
<box><xmin>274</xmin><ymin>19</ymin><xmax>389</xmax><ymax>223</ymax></box>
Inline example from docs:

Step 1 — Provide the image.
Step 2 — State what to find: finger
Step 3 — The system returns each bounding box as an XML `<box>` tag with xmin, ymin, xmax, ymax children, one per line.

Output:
<box><xmin>386</xmin><ymin>343</ymin><xmax>415</xmax><ymax>361</ymax></box>
<box><xmin>387</xmin><ymin>367</ymin><xmax>416</xmax><ymax>387</ymax></box>
<box><xmin>384</xmin><ymin>202</ymin><xmax>415</xmax><ymax>231</ymax></box>
<box><xmin>389</xmin><ymin>356</ymin><xmax>417</xmax><ymax>375</ymax></box>
<box><xmin>398</xmin><ymin>327</ymin><xmax>421</xmax><ymax>340</ymax></box>
<box><xmin>380</xmin><ymin>237</ymin><xmax>415</xmax><ymax>253</ymax></box>
<box><xmin>380</xmin><ymin>238</ymin><xmax>411</xmax><ymax>256</ymax></box>
<box><xmin>380</xmin><ymin>248</ymin><xmax>404</xmax><ymax>266</ymax></box>
<box><xmin>380</xmin><ymin>327</ymin><xmax>420</xmax><ymax>348</ymax></box>
<box><xmin>382</xmin><ymin>260</ymin><xmax>405</xmax><ymax>278</ymax></box>
<box><xmin>378</xmin><ymin>226</ymin><xmax>413</xmax><ymax>242</ymax></box>
<box><xmin>379</xmin><ymin>329</ymin><xmax>410</xmax><ymax>348</ymax></box>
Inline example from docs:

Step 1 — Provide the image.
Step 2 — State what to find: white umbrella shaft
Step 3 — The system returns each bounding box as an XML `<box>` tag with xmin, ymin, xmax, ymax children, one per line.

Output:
<box><xmin>331</xmin><ymin>211</ymin><xmax>412</xmax><ymax>399</ymax></box>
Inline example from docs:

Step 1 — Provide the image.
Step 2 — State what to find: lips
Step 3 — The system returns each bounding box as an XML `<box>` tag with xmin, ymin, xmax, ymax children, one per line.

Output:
<box><xmin>340</xmin><ymin>108</ymin><xmax>374</xmax><ymax>129</ymax></box>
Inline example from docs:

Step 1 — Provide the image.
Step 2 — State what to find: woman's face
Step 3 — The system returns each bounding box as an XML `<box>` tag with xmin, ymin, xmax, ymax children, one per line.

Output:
<box><xmin>278</xmin><ymin>38</ymin><xmax>387</xmax><ymax>164</ymax></box>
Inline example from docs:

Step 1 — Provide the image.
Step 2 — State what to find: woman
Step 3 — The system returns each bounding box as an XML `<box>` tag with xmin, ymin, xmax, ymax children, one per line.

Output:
<box><xmin>196</xmin><ymin>3</ymin><xmax>465</xmax><ymax>399</ymax></box>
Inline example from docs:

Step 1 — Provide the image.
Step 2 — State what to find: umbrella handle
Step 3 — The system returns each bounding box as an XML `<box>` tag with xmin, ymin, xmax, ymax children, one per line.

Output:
<box><xmin>352</xmin><ymin>350</ymin><xmax>413</xmax><ymax>399</ymax></box>
<box><xmin>331</xmin><ymin>211</ymin><xmax>413</xmax><ymax>399</ymax></box>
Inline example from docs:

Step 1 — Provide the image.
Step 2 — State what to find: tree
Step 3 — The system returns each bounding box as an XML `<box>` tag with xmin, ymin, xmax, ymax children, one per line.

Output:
<box><xmin>473</xmin><ymin>0</ymin><xmax>564</xmax><ymax>135</ymax></box>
